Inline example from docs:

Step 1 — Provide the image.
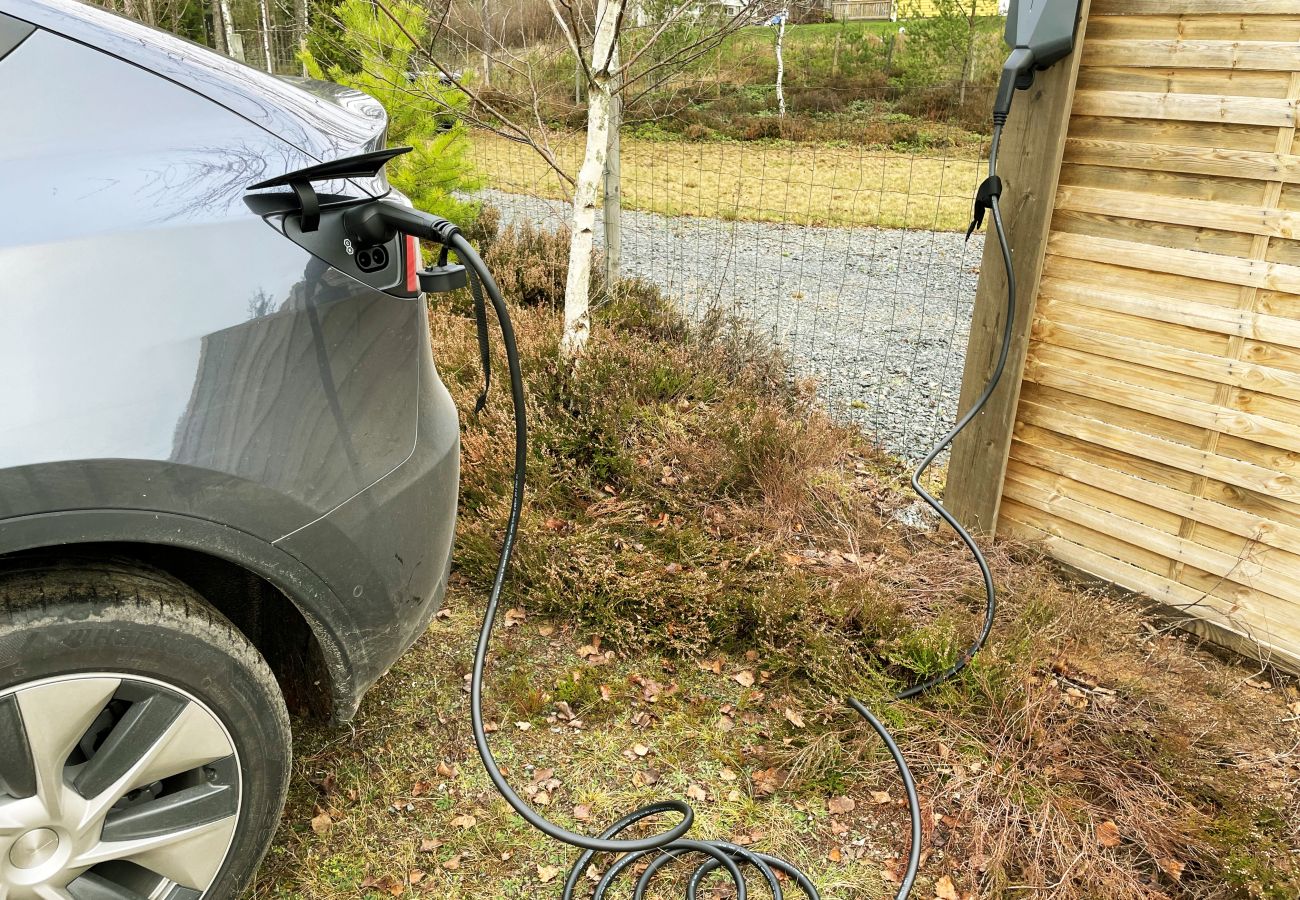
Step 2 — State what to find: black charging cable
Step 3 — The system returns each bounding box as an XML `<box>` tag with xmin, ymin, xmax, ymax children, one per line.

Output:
<box><xmin>897</xmin><ymin>121</ymin><xmax>1012</xmax><ymax>702</ymax></box>
<box><xmin>351</xmin><ymin>108</ymin><xmax>1018</xmax><ymax>895</ymax></box>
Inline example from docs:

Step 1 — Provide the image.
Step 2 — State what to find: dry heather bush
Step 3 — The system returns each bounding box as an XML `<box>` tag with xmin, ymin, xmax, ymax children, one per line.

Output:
<box><xmin>432</xmin><ymin>220</ymin><xmax>1300</xmax><ymax>899</ymax></box>
<box><xmin>462</xmin><ymin>202</ymin><xmax>501</xmax><ymax>250</ymax></box>
<box><xmin>481</xmin><ymin>220</ymin><xmax>599</xmax><ymax>308</ymax></box>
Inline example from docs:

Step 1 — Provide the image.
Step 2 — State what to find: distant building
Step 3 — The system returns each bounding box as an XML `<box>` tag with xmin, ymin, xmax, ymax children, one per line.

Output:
<box><xmin>826</xmin><ymin>0</ymin><xmax>893</xmax><ymax>20</ymax></box>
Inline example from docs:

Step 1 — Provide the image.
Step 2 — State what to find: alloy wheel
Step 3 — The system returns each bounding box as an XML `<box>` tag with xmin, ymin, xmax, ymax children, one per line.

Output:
<box><xmin>0</xmin><ymin>674</ymin><xmax>242</xmax><ymax>900</ymax></box>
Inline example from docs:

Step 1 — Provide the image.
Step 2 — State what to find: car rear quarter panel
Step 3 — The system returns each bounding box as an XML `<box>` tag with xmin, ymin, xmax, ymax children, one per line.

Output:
<box><xmin>0</xmin><ymin>28</ymin><xmax>420</xmax><ymax>538</ymax></box>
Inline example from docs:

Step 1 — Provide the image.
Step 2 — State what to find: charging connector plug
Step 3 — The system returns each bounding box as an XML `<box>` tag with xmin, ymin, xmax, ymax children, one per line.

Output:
<box><xmin>993</xmin><ymin>46</ymin><xmax>1035</xmax><ymax>123</ymax></box>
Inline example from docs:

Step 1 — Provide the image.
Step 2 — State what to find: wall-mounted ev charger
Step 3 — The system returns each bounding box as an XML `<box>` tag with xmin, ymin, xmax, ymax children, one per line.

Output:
<box><xmin>249</xmin><ymin>2</ymin><xmax>1085</xmax><ymax>897</ymax></box>
<box><xmin>997</xmin><ymin>0</ymin><xmax>1084</xmax><ymax>120</ymax></box>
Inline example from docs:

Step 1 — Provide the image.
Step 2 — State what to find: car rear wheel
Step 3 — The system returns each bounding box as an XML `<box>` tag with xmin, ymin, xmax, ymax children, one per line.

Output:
<box><xmin>0</xmin><ymin>561</ymin><xmax>291</xmax><ymax>900</ymax></box>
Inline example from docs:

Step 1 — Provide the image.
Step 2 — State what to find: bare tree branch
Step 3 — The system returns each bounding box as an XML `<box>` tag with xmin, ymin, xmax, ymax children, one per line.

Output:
<box><xmin>371</xmin><ymin>0</ymin><xmax>576</xmax><ymax>187</ymax></box>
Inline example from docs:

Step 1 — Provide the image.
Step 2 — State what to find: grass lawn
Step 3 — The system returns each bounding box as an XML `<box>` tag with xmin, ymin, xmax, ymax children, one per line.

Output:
<box><xmin>252</xmin><ymin>229</ymin><xmax>1300</xmax><ymax>899</ymax></box>
<box><xmin>471</xmin><ymin>132</ymin><xmax>984</xmax><ymax>232</ymax></box>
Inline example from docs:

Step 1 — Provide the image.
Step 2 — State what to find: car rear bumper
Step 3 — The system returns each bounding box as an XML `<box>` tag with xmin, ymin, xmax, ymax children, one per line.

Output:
<box><xmin>273</xmin><ymin>314</ymin><xmax>460</xmax><ymax>720</ymax></box>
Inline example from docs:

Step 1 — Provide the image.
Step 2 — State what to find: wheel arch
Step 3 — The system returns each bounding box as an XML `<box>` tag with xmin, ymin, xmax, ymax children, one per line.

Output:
<box><xmin>0</xmin><ymin>509</ymin><xmax>368</xmax><ymax>722</ymax></box>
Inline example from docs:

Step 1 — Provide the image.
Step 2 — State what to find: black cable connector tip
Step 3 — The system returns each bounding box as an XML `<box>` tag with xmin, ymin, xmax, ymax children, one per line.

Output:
<box><xmin>965</xmin><ymin>175</ymin><xmax>1003</xmax><ymax>242</ymax></box>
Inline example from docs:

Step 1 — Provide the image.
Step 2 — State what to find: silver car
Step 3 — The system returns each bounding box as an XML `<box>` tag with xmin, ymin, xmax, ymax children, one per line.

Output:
<box><xmin>0</xmin><ymin>1</ymin><xmax>460</xmax><ymax>896</ymax></box>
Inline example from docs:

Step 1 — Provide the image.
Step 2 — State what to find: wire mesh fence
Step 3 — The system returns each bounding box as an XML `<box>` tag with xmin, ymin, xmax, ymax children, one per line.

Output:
<box><xmin>228</xmin><ymin>23</ymin><xmax>302</xmax><ymax>73</ymax></box>
<box><xmin>87</xmin><ymin>0</ymin><xmax>993</xmax><ymax>466</ymax></box>
<box><xmin>469</xmin><ymin>128</ymin><xmax>986</xmax><ymax>464</ymax></box>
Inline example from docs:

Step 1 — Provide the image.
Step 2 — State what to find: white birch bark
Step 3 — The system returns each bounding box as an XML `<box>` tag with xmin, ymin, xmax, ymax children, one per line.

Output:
<box><xmin>774</xmin><ymin>8</ymin><xmax>787</xmax><ymax>118</ymax></box>
<box><xmin>603</xmin><ymin>42</ymin><xmax>622</xmax><ymax>289</ymax></box>
<box><xmin>259</xmin><ymin>0</ymin><xmax>274</xmax><ymax>73</ymax></box>
<box><xmin>295</xmin><ymin>0</ymin><xmax>309</xmax><ymax>75</ymax></box>
<box><xmin>219</xmin><ymin>0</ymin><xmax>238</xmax><ymax>60</ymax></box>
<box><xmin>480</xmin><ymin>0</ymin><xmax>493</xmax><ymax>86</ymax></box>
<box><xmin>558</xmin><ymin>0</ymin><xmax>623</xmax><ymax>359</ymax></box>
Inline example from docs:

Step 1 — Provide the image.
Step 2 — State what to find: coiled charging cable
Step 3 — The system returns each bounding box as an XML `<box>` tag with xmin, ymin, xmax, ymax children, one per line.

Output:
<box><xmin>407</xmin><ymin>114</ymin><xmax>1014</xmax><ymax>896</ymax></box>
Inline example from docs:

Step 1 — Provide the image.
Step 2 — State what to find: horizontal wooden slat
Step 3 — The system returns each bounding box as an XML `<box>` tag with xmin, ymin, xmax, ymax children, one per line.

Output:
<box><xmin>1029</xmin><ymin>340</ymin><xmax>1218</xmax><ymax>401</ymax></box>
<box><xmin>1017</xmin><ymin>397</ymin><xmax>1300</xmax><ymax>503</ymax></box>
<box><xmin>1000</xmin><ymin>508</ymin><xmax>1300</xmax><ymax>670</ymax></box>
<box><xmin>1091</xmin><ymin>1</ymin><xmax>1300</xmax><ymax>14</ymax></box>
<box><xmin>1051</xmin><ymin>207</ymin><xmax>1256</xmax><ymax>258</ymax></box>
<box><xmin>1034</xmin><ymin>314</ymin><xmax>1300</xmax><ymax>403</ymax></box>
<box><xmin>1004</xmin><ymin>466</ymin><xmax>1300</xmax><ymax>601</ymax></box>
<box><xmin>1087</xmin><ymin>16</ymin><xmax>1300</xmax><ymax>44</ymax></box>
<box><xmin>1038</xmin><ymin>294</ymin><xmax>1229</xmax><ymax>353</ymax></box>
<box><xmin>1010</xmin><ymin>433</ymin><xmax>1300</xmax><ymax>553</ymax></box>
<box><xmin>1048</xmin><ymin>231</ymin><xmax>1300</xmax><ymax>293</ymax></box>
<box><xmin>1044</xmin><ymin>252</ymin><xmax>1244</xmax><ymax>306</ymax></box>
<box><xmin>1025</xmin><ymin>348</ymin><xmax>1300</xmax><ymax>455</ymax></box>
<box><xmin>1022</xmin><ymin>381</ymin><xmax>1206</xmax><ymax>447</ymax></box>
<box><xmin>1059</xmin><ymin>161</ymin><xmax>1268</xmax><ymax>206</ymax></box>
<box><xmin>1203</xmin><ymin>479</ymin><xmax>1300</xmax><ymax>536</ymax></box>
<box><xmin>1038</xmin><ymin>270</ymin><xmax>1300</xmax><ymax>350</ymax></box>
<box><xmin>1082</xmin><ymin>40</ymin><xmax>1300</xmax><ymax>72</ymax></box>
<box><xmin>1073</xmin><ymin>90</ymin><xmax>1297</xmax><ymax>127</ymax></box>
<box><xmin>1063</xmin><ymin>137</ymin><xmax>1300</xmax><ymax>183</ymax></box>
<box><xmin>1077</xmin><ymin>67</ymin><xmax>1294</xmax><ymax>100</ymax></box>
<box><xmin>1055</xmin><ymin>183</ymin><xmax>1300</xmax><ymax>238</ymax></box>
<box><xmin>1016</xmin><ymin>420</ymin><xmax>1200</xmax><ymax>491</ymax></box>
<box><xmin>1000</xmin><ymin>500</ymin><xmax>1300</xmax><ymax>650</ymax></box>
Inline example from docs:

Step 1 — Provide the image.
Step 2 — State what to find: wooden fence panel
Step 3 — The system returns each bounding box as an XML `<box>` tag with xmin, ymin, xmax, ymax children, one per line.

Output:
<box><xmin>952</xmin><ymin>2</ymin><xmax>1300</xmax><ymax>671</ymax></box>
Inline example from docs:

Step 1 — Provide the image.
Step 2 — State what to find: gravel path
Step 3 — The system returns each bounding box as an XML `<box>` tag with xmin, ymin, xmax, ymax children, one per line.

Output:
<box><xmin>478</xmin><ymin>188</ymin><xmax>983</xmax><ymax>463</ymax></box>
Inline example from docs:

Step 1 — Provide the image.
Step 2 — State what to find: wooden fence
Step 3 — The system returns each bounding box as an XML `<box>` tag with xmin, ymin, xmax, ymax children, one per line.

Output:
<box><xmin>948</xmin><ymin>0</ymin><xmax>1300</xmax><ymax>673</ymax></box>
<box><xmin>828</xmin><ymin>0</ymin><xmax>893</xmax><ymax>20</ymax></box>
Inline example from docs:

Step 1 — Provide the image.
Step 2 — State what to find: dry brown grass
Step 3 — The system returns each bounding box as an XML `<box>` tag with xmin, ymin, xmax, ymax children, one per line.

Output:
<box><xmin>252</xmin><ymin>223</ymin><xmax>1300</xmax><ymax>899</ymax></box>
<box><xmin>471</xmin><ymin>132</ymin><xmax>984</xmax><ymax>231</ymax></box>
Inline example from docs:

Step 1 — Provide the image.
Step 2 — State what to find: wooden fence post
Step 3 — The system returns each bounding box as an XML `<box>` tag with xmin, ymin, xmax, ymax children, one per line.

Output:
<box><xmin>945</xmin><ymin>0</ymin><xmax>1091</xmax><ymax>536</ymax></box>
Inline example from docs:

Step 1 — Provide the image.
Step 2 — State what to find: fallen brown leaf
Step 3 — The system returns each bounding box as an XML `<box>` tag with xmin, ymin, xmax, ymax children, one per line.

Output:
<box><xmin>1157</xmin><ymin>858</ymin><xmax>1185</xmax><ymax>881</ymax></box>
<box><xmin>1096</xmin><ymin>820</ymin><xmax>1122</xmax><ymax>848</ymax></box>
<box><xmin>934</xmin><ymin>874</ymin><xmax>959</xmax><ymax>900</ymax></box>
<box><xmin>827</xmin><ymin>796</ymin><xmax>855</xmax><ymax>815</ymax></box>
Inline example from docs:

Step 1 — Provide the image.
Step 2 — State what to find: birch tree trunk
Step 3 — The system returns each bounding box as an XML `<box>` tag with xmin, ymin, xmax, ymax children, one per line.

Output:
<box><xmin>480</xmin><ymin>0</ymin><xmax>493</xmax><ymax>86</ymax></box>
<box><xmin>211</xmin><ymin>0</ymin><xmax>226</xmax><ymax>52</ymax></box>
<box><xmin>295</xmin><ymin>0</ymin><xmax>309</xmax><ymax>75</ymax></box>
<box><xmin>959</xmin><ymin>0</ymin><xmax>977</xmax><ymax>107</ymax></box>
<box><xmin>603</xmin><ymin>42</ymin><xmax>622</xmax><ymax>289</ymax></box>
<box><xmin>219</xmin><ymin>0</ymin><xmax>238</xmax><ymax>59</ymax></box>
<box><xmin>259</xmin><ymin>0</ymin><xmax>274</xmax><ymax>73</ymax></box>
<box><xmin>774</xmin><ymin>9</ymin><xmax>787</xmax><ymax>118</ymax></box>
<box><xmin>559</xmin><ymin>0</ymin><xmax>623</xmax><ymax>359</ymax></box>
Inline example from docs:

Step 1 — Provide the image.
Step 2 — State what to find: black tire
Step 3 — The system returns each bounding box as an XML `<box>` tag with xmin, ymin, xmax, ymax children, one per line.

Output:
<box><xmin>0</xmin><ymin>558</ymin><xmax>291</xmax><ymax>900</ymax></box>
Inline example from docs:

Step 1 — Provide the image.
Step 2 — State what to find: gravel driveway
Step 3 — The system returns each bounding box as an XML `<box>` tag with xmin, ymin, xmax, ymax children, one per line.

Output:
<box><xmin>478</xmin><ymin>188</ymin><xmax>983</xmax><ymax>463</ymax></box>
